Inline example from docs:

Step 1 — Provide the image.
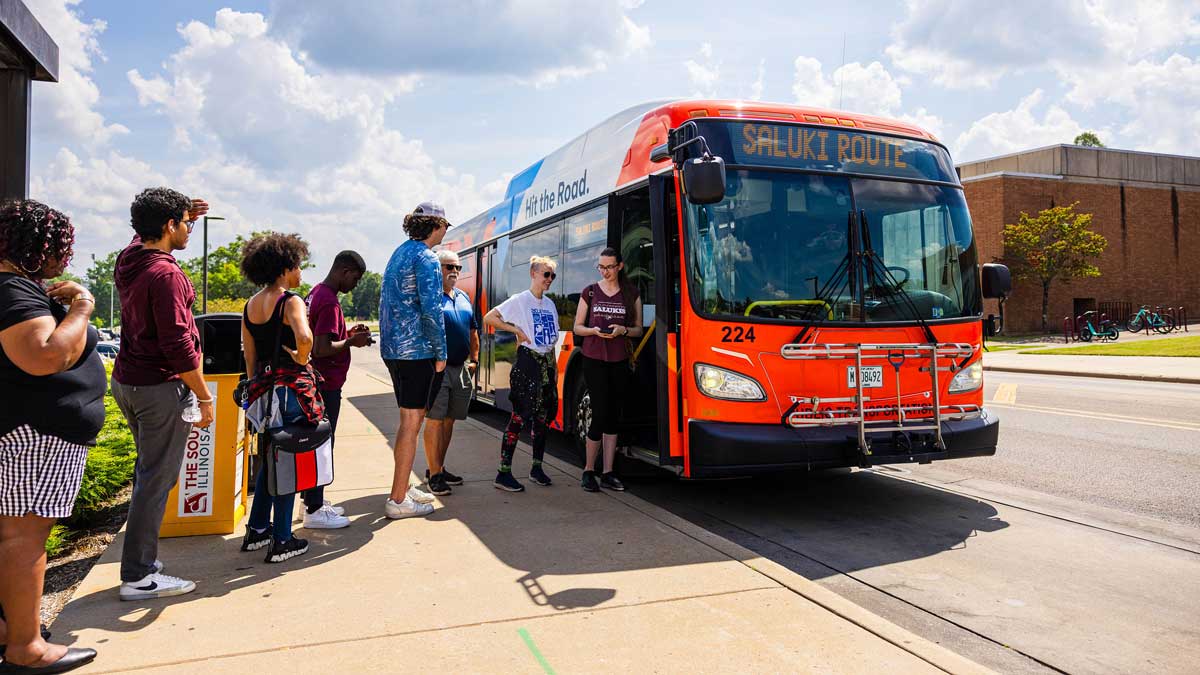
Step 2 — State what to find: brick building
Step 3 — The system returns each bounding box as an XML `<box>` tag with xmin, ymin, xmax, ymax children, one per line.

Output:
<box><xmin>958</xmin><ymin>145</ymin><xmax>1200</xmax><ymax>333</ymax></box>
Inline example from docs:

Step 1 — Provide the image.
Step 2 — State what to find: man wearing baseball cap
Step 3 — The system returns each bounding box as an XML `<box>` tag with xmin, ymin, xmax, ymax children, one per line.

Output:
<box><xmin>379</xmin><ymin>202</ymin><xmax>450</xmax><ymax>519</ymax></box>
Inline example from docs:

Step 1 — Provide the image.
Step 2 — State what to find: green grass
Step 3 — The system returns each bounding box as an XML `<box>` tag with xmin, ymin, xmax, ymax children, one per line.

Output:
<box><xmin>1021</xmin><ymin>335</ymin><xmax>1200</xmax><ymax>357</ymax></box>
<box><xmin>984</xmin><ymin>344</ymin><xmax>1034</xmax><ymax>353</ymax></box>
<box><xmin>47</xmin><ymin>366</ymin><xmax>137</xmax><ymax>555</ymax></box>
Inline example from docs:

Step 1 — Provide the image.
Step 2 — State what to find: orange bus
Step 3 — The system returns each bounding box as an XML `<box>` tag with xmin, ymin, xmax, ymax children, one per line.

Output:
<box><xmin>441</xmin><ymin>99</ymin><xmax>1011</xmax><ymax>477</ymax></box>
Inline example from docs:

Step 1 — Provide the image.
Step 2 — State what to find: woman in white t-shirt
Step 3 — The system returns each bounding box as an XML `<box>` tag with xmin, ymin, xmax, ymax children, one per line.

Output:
<box><xmin>483</xmin><ymin>256</ymin><xmax>560</xmax><ymax>492</ymax></box>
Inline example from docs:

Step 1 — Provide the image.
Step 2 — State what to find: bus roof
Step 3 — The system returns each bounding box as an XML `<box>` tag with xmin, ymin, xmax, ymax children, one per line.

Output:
<box><xmin>442</xmin><ymin>99</ymin><xmax>942</xmax><ymax>254</ymax></box>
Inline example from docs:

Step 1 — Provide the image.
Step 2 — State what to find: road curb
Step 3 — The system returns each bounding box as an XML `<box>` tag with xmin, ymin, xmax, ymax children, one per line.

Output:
<box><xmin>983</xmin><ymin>365</ymin><xmax>1200</xmax><ymax>385</ymax></box>
<box><xmin>463</xmin><ymin>417</ymin><xmax>995</xmax><ymax>675</ymax></box>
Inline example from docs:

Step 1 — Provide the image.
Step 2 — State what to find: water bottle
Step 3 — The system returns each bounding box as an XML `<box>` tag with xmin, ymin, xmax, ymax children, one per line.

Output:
<box><xmin>181</xmin><ymin>398</ymin><xmax>202</xmax><ymax>423</ymax></box>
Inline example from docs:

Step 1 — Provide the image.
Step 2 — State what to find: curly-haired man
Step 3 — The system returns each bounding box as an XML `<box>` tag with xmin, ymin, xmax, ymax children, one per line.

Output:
<box><xmin>379</xmin><ymin>202</ymin><xmax>449</xmax><ymax>519</ymax></box>
<box><xmin>110</xmin><ymin>187</ymin><xmax>210</xmax><ymax>601</ymax></box>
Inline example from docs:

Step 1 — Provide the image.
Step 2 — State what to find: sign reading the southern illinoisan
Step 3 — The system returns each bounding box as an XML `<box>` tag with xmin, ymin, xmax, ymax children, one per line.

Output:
<box><xmin>732</xmin><ymin>123</ymin><xmax>958</xmax><ymax>183</ymax></box>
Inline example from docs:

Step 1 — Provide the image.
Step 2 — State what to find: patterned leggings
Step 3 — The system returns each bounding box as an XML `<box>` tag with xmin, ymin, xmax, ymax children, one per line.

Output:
<box><xmin>499</xmin><ymin>411</ymin><xmax>548</xmax><ymax>471</ymax></box>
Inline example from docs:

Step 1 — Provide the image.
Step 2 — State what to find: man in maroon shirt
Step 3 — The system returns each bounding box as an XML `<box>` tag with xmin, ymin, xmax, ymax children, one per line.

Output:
<box><xmin>301</xmin><ymin>251</ymin><xmax>372</xmax><ymax>529</ymax></box>
<box><xmin>110</xmin><ymin>187</ymin><xmax>212</xmax><ymax>601</ymax></box>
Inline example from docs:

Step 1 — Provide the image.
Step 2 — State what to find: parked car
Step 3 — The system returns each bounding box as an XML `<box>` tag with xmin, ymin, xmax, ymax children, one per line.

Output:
<box><xmin>95</xmin><ymin>341</ymin><xmax>120</xmax><ymax>361</ymax></box>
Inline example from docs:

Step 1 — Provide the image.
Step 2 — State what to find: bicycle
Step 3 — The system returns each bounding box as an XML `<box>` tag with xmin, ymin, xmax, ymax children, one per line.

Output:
<box><xmin>1078</xmin><ymin>311</ymin><xmax>1119</xmax><ymax>342</ymax></box>
<box><xmin>1127</xmin><ymin>305</ymin><xmax>1175</xmax><ymax>334</ymax></box>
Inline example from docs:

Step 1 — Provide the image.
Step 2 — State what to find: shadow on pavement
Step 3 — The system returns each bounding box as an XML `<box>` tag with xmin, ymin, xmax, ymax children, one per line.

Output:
<box><xmin>349</xmin><ymin>392</ymin><xmax>1010</xmax><ymax>587</ymax></box>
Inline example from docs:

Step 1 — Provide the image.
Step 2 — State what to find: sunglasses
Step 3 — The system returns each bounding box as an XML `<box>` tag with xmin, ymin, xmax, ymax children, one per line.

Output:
<box><xmin>542</xmin><ymin>271</ymin><xmax>557</xmax><ymax>280</ymax></box>
<box><xmin>597</xmin><ymin>263</ymin><xmax>619</xmax><ymax>271</ymax></box>
<box><xmin>442</xmin><ymin>264</ymin><xmax>462</xmax><ymax>272</ymax></box>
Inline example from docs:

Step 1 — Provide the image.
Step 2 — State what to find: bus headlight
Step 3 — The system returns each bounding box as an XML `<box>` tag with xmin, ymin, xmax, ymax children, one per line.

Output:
<box><xmin>948</xmin><ymin>361</ymin><xmax>983</xmax><ymax>394</ymax></box>
<box><xmin>695</xmin><ymin>363</ymin><xmax>766</xmax><ymax>401</ymax></box>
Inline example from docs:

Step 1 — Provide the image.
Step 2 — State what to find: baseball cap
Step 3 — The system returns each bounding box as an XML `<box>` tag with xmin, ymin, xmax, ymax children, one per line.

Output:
<box><xmin>413</xmin><ymin>202</ymin><xmax>447</xmax><ymax>220</ymax></box>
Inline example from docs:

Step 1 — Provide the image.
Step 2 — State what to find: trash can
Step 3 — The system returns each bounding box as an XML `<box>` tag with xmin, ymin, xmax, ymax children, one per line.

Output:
<box><xmin>159</xmin><ymin>313</ymin><xmax>253</xmax><ymax>538</ymax></box>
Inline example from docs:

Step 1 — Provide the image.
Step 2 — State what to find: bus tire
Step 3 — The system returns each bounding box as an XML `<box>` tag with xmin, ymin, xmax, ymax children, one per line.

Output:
<box><xmin>571</xmin><ymin>375</ymin><xmax>592</xmax><ymax>458</ymax></box>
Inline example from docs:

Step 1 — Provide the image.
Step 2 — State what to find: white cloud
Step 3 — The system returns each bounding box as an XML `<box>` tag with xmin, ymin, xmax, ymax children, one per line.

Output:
<box><xmin>952</xmin><ymin>90</ymin><xmax>1091</xmax><ymax>161</ymax></box>
<box><xmin>24</xmin><ymin>0</ymin><xmax>128</xmax><ymax>146</ymax></box>
<box><xmin>886</xmin><ymin>0</ymin><xmax>1200</xmax><ymax>89</ymax></box>
<box><xmin>791</xmin><ymin>57</ymin><xmax>943</xmax><ymax>138</ymax></box>
<box><xmin>121</xmin><ymin>9</ymin><xmax>501</xmax><ymax>274</ymax></box>
<box><xmin>684</xmin><ymin>43</ymin><xmax>720</xmax><ymax>98</ymax></box>
<box><xmin>748</xmin><ymin>59</ymin><xmax>766</xmax><ymax>101</ymax></box>
<box><xmin>268</xmin><ymin>0</ymin><xmax>650</xmax><ymax>87</ymax></box>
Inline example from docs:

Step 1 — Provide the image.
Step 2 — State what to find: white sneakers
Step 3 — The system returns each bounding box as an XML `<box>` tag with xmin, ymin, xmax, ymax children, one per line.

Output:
<box><xmin>119</xmin><ymin>572</ymin><xmax>196</xmax><ymax>601</ymax></box>
<box><xmin>385</xmin><ymin>496</ymin><xmax>434</xmax><ymax>519</ymax></box>
<box><xmin>297</xmin><ymin>499</ymin><xmax>345</xmax><ymax>521</ymax></box>
<box><xmin>303</xmin><ymin>504</ymin><xmax>350</xmax><ymax>529</ymax></box>
<box><xmin>407</xmin><ymin>485</ymin><xmax>435</xmax><ymax>504</ymax></box>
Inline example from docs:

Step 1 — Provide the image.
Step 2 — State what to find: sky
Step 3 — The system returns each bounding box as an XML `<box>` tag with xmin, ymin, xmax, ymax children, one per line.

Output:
<box><xmin>21</xmin><ymin>0</ymin><xmax>1200</xmax><ymax>278</ymax></box>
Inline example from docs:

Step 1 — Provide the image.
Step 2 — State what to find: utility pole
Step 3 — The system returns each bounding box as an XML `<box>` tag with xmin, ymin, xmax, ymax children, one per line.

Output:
<box><xmin>202</xmin><ymin>215</ymin><xmax>225</xmax><ymax>314</ymax></box>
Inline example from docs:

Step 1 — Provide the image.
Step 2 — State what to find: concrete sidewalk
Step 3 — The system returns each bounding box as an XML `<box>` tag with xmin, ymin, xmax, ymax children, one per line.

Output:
<box><xmin>51</xmin><ymin>366</ymin><xmax>988</xmax><ymax>674</ymax></box>
<box><xmin>982</xmin><ymin>349</ymin><xmax>1200</xmax><ymax>384</ymax></box>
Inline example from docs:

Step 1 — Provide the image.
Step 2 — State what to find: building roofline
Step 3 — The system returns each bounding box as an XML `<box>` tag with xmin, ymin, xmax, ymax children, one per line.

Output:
<box><xmin>957</xmin><ymin>143</ymin><xmax>1200</xmax><ymax>169</ymax></box>
<box><xmin>0</xmin><ymin>0</ymin><xmax>59</xmax><ymax>81</ymax></box>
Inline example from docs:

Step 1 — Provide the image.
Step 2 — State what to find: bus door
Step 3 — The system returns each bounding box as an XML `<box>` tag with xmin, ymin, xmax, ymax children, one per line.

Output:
<box><xmin>649</xmin><ymin>174</ymin><xmax>683</xmax><ymax>466</ymax></box>
<box><xmin>475</xmin><ymin>243</ymin><xmax>496</xmax><ymax>402</ymax></box>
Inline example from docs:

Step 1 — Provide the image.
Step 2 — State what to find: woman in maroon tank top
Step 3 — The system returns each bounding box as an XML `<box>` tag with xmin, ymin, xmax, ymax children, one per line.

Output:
<box><xmin>571</xmin><ymin>247</ymin><xmax>643</xmax><ymax>492</ymax></box>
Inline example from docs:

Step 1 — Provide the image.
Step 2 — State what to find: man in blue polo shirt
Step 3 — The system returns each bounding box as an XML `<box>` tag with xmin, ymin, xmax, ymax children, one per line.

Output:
<box><xmin>422</xmin><ymin>249</ymin><xmax>479</xmax><ymax>496</ymax></box>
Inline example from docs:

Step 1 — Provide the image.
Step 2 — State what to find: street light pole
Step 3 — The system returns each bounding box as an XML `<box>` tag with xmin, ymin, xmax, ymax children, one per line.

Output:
<box><xmin>201</xmin><ymin>215</ymin><xmax>225</xmax><ymax>314</ymax></box>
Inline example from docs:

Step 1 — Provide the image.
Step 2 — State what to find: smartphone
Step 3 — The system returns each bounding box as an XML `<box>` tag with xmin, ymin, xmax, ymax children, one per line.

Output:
<box><xmin>599</xmin><ymin>326</ymin><xmax>615</xmax><ymax>334</ymax></box>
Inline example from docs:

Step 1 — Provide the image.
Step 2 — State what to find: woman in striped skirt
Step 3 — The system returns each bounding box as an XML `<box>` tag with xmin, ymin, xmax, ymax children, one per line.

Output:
<box><xmin>0</xmin><ymin>200</ymin><xmax>104</xmax><ymax>672</ymax></box>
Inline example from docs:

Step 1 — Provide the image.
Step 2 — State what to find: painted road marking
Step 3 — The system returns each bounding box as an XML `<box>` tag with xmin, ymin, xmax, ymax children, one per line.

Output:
<box><xmin>993</xmin><ymin>383</ymin><xmax>1018</xmax><ymax>405</ymax></box>
<box><xmin>518</xmin><ymin>628</ymin><xmax>556</xmax><ymax>675</ymax></box>
<box><xmin>989</xmin><ymin>402</ymin><xmax>1200</xmax><ymax>432</ymax></box>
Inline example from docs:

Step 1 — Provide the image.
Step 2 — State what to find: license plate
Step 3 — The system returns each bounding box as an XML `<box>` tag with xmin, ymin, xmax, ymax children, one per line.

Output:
<box><xmin>847</xmin><ymin>366</ymin><xmax>884</xmax><ymax>389</ymax></box>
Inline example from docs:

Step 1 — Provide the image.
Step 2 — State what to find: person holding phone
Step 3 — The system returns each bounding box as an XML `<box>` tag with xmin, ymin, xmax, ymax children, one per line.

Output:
<box><xmin>483</xmin><ymin>256</ymin><xmax>560</xmax><ymax>492</ymax></box>
<box><xmin>572</xmin><ymin>247</ymin><xmax>642</xmax><ymax>492</ymax></box>
<box><xmin>299</xmin><ymin>250</ymin><xmax>372</xmax><ymax>529</ymax></box>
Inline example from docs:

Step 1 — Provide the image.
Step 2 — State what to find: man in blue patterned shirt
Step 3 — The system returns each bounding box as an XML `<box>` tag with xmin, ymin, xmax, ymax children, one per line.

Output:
<box><xmin>380</xmin><ymin>202</ymin><xmax>449</xmax><ymax>519</ymax></box>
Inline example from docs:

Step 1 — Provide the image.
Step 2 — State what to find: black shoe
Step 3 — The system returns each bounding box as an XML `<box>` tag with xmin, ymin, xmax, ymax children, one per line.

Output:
<box><xmin>600</xmin><ymin>473</ymin><xmax>626</xmax><ymax>491</ymax></box>
<box><xmin>427</xmin><ymin>472</ymin><xmax>452</xmax><ymax>496</ymax></box>
<box><xmin>493</xmin><ymin>471</ymin><xmax>525</xmax><ymax>492</ymax></box>
<box><xmin>529</xmin><ymin>465</ymin><xmax>552</xmax><ymax>487</ymax></box>
<box><xmin>240</xmin><ymin>526</ymin><xmax>271</xmax><ymax>552</ymax></box>
<box><xmin>581</xmin><ymin>470</ymin><xmax>600</xmax><ymax>492</ymax></box>
<box><xmin>427</xmin><ymin>468</ymin><xmax>464</xmax><ymax>485</ymax></box>
<box><xmin>265</xmin><ymin>536</ymin><xmax>309</xmax><ymax>563</ymax></box>
<box><xmin>0</xmin><ymin>647</ymin><xmax>97</xmax><ymax>674</ymax></box>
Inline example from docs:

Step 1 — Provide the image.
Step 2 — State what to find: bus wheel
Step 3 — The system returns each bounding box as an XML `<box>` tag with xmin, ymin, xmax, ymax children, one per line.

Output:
<box><xmin>572</xmin><ymin>376</ymin><xmax>592</xmax><ymax>457</ymax></box>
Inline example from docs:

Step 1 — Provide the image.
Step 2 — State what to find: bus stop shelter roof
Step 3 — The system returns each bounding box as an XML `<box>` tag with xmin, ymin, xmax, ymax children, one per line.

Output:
<box><xmin>0</xmin><ymin>0</ymin><xmax>58</xmax><ymax>82</ymax></box>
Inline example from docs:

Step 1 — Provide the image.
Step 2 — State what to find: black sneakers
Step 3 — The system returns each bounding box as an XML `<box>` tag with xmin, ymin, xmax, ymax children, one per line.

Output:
<box><xmin>427</xmin><ymin>468</ymin><xmax>464</xmax><ymax>486</ymax></box>
<box><xmin>265</xmin><ymin>536</ymin><xmax>309</xmax><ymax>563</ymax></box>
<box><xmin>581</xmin><ymin>470</ymin><xmax>600</xmax><ymax>492</ymax></box>
<box><xmin>240</xmin><ymin>526</ymin><xmax>271</xmax><ymax>552</ymax></box>
<box><xmin>428</xmin><ymin>472</ymin><xmax>452</xmax><ymax>496</ymax></box>
<box><xmin>529</xmin><ymin>465</ymin><xmax>553</xmax><ymax>487</ymax></box>
<box><xmin>494</xmin><ymin>471</ymin><xmax>525</xmax><ymax>492</ymax></box>
<box><xmin>600</xmin><ymin>473</ymin><xmax>626</xmax><ymax>491</ymax></box>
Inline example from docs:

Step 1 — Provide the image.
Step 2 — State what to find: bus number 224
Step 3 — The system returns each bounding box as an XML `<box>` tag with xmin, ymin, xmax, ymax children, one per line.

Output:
<box><xmin>720</xmin><ymin>326</ymin><xmax>756</xmax><ymax>343</ymax></box>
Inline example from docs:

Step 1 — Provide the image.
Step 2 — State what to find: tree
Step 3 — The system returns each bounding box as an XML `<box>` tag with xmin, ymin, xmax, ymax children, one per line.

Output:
<box><xmin>1073</xmin><ymin>132</ymin><xmax>1104</xmax><ymax>148</ymax></box>
<box><xmin>1001</xmin><ymin>202</ymin><xmax>1107</xmax><ymax>332</ymax></box>
<box><xmin>342</xmin><ymin>270</ymin><xmax>382</xmax><ymax>320</ymax></box>
<box><xmin>84</xmin><ymin>251</ymin><xmax>122</xmax><ymax>328</ymax></box>
<box><xmin>179</xmin><ymin>235</ymin><xmax>257</xmax><ymax>304</ymax></box>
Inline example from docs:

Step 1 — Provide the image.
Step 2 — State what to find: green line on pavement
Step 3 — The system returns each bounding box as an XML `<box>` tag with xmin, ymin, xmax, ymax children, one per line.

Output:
<box><xmin>518</xmin><ymin>628</ymin><xmax>556</xmax><ymax>675</ymax></box>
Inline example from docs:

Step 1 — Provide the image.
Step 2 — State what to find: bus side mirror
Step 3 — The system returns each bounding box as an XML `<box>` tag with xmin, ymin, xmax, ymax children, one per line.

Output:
<box><xmin>683</xmin><ymin>155</ymin><xmax>726</xmax><ymax>205</ymax></box>
<box><xmin>650</xmin><ymin>143</ymin><xmax>671</xmax><ymax>163</ymax></box>
<box><xmin>983</xmin><ymin>314</ymin><xmax>1001</xmax><ymax>337</ymax></box>
<box><xmin>981</xmin><ymin>263</ymin><xmax>1011</xmax><ymax>299</ymax></box>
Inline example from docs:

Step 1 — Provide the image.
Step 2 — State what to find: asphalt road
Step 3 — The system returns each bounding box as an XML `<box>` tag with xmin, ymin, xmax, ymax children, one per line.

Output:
<box><xmin>357</xmin><ymin>349</ymin><xmax>1200</xmax><ymax>674</ymax></box>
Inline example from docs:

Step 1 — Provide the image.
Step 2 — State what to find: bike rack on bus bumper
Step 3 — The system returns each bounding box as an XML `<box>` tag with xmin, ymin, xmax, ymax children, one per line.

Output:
<box><xmin>779</xmin><ymin>342</ymin><xmax>982</xmax><ymax>456</ymax></box>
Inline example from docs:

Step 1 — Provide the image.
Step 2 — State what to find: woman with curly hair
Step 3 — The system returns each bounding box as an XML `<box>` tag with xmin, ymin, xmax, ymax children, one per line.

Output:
<box><xmin>237</xmin><ymin>233</ymin><xmax>320</xmax><ymax>563</ymax></box>
<box><xmin>0</xmin><ymin>199</ymin><xmax>101</xmax><ymax>672</ymax></box>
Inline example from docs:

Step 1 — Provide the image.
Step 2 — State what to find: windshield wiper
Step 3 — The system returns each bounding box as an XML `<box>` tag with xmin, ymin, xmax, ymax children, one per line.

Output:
<box><xmin>793</xmin><ymin>211</ymin><xmax>856</xmax><ymax>345</ymax></box>
<box><xmin>858</xmin><ymin>210</ymin><xmax>938</xmax><ymax>344</ymax></box>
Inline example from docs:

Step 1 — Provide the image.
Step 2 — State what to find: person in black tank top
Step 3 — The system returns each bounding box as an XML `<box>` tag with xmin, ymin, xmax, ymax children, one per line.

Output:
<box><xmin>237</xmin><ymin>233</ymin><xmax>327</xmax><ymax>563</ymax></box>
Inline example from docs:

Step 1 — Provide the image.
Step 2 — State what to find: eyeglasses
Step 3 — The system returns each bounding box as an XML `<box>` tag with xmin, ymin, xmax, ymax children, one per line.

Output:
<box><xmin>184</xmin><ymin>220</ymin><xmax>196</xmax><ymax>233</ymax></box>
<box><xmin>542</xmin><ymin>271</ymin><xmax>557</xmax><ymax>280</ymax></box>
<box><xmin>597</xmin><ymin>263</ymin><xmax>619</xmax><ymax>271</ymax></box>
<box><xmin>442</xmin><ymin>264</ymin><xmax>462</xmax><ymax>272</ymax></box>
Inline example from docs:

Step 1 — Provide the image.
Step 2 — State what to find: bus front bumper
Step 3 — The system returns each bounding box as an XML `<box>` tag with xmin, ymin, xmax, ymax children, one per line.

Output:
<box><xmin>686</xmin><ymin>408</ymin><xmax>999</xmax><ymax>478</ymax></box>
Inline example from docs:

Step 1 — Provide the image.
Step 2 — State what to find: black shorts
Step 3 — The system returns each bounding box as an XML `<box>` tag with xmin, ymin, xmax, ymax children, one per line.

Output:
<box><xmin>383</xmin><ymin>358</ymin><xmax>444</xmax><ymax>410</ymax></box>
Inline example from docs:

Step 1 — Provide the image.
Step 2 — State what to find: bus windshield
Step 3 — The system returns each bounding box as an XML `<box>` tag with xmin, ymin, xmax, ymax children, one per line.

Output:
<box><xmin>683</xmin><ymin>169</ymin><xmax>981</xmax><ymax>323</ymax></box>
